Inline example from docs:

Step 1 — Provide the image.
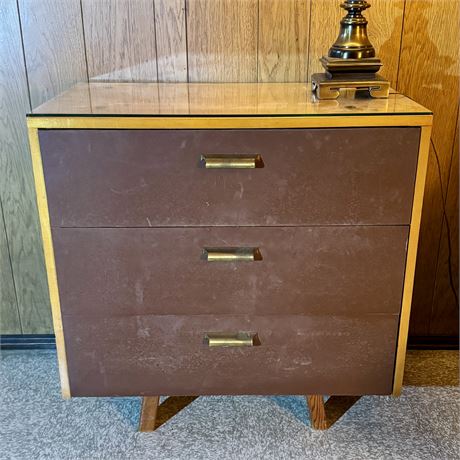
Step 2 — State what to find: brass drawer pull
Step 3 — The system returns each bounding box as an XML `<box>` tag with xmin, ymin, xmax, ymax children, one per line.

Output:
<box><xmin>201</xmin><ymin>154</ymin><xmax>264</xmax><ymax>169</ymax></box>
<box><xmin>204</xmin><ymin>332</ymin><xmax>261</xmax><ymax>348</ymax></box>
<box><xmin>202</xmin><ymin>247</ymin><xmax>262</xmax><ymax>262</ymax></box>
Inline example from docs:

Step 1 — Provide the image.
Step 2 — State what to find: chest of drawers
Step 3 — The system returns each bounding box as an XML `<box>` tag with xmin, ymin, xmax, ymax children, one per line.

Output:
<box><xmin>28</xmin><ymin>83</ymin><xmax>432</xmax><ymax>430</ymax></box>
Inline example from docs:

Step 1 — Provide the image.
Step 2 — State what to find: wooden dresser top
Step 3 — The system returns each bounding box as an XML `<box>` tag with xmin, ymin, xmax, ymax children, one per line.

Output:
<box><xmin>29</xmin><ymin>82</ymin><xmax>431</xmax><ymax>118</ymax></box>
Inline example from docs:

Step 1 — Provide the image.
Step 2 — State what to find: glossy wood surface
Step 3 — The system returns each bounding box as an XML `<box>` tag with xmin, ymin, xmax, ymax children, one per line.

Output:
<box><xmin>31</xmin><ymin>82</ymin><xmax>430</xmax><ymax>116</ymax></box>
<box><xmin>39</xmin><ymin>127</ymin><xmax>419</xmax><ymax>226</ymax></box>
<box><xmin>52</xmin><ymin>226</ymin><xmax>408</xmax><ymax>317</ymax></box>
<box><xmin>258</xmin><ymin>0</ymin><xmax>309</xmax><ymax>83</ymax></box>
<box><xmin>62</xmin><ymin>314</ymin><xmax>399</xmax><ymax>396</ymax></box>
<box><xmin>0</xmin><ymin>1</ymin><xmax>52</xmax><ymax>334</ymax></box>
<box><xmin>187</xmin><ymin>0</ymin><xmax>258</xmax><ymax>82</ymax></box>
<box><xmin>397</xmin><ymin>0</ymin><xmax>459</xmax><ymax>337</ymax></box>
<box><xmin>430</xmin><ymin>122</ymin><xmax>459</xmax><ymax>335</ymax></box>
<box><xmin>367</xmin><ymin>0</ymin><xmax>405</xmax><ymax>86</ymax></box>
<box><xmin>155</xmin><ymin>0</ymin><xmax>187</xmax><ymax>82</ymax></box>
<box><xmin>19</xmin><ymin>0</ymin><xmax>87</xmax><ymax>108</ymax></box>
<box><xmin>82</xmin><ymin>0</ymin><xmax>157</xmax><ymax>82</ymax></box>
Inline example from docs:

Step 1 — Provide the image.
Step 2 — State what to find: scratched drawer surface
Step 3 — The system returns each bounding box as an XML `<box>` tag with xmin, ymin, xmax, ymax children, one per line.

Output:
<box><xmin>53</xmin><ymin>226</ymin><xmax>408</xmax><ymax>317</ymax></box>
<box><xmin>39</xmin><ymin>128</ymin><xmax>419</xmax><ymax>227</ymax></box>
<box><xmin>62</xmin><ymin>314</ymin><xmax>398</xmax><ymax>396</ymax></box>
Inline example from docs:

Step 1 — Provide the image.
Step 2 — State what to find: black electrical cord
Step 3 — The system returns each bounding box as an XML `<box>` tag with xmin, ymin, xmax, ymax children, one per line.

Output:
<box><xmin>431</xmin><ymin>138</ymin><xmax>459</xmax><ymax>307</ymax></box>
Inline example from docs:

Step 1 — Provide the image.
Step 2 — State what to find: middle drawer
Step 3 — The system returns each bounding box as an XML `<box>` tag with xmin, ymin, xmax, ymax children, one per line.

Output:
<box><xmin>52</xmin><ymin>226</ymin><xmax>408</xmax><ymax>317</ymax></box>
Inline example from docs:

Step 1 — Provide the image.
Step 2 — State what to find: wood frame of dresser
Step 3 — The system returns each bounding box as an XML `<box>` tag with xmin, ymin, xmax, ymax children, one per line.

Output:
<box><xmin>27</xmin><ymin>114</ymin><xmax>432</xmax><ymax>400</ymax></box>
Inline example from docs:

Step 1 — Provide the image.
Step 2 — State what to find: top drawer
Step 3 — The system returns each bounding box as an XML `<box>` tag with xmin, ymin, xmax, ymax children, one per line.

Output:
<box><xmin>39</xmin><ymin>127</ymin><xmax>420</xmax><ymax>227</ymax></box>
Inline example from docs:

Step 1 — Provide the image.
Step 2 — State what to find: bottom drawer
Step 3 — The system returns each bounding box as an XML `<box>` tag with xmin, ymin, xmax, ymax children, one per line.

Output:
<box><xmin>62</xmin><ymin>314</ymin><xmax>399</xmax><ymax>396</ymax></box>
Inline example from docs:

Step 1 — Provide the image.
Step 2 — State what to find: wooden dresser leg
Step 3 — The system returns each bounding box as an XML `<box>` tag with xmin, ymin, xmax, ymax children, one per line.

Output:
<box><xmin>139</xmin><ymin>396</ymin><xmax>160</xmax><ymax>432</ymax></box>
<box><xmin>306</xmin><ymin>395</ymin><xmax>327</xmax><ymax>430</ymax></box>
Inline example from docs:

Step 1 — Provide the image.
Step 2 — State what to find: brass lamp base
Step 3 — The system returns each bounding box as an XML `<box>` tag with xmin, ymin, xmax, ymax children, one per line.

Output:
<box><xmin>311</xmin><ymin>0</ymin><xmax>390</xmax><ymax>100</ymax></box>
<box><xmin>311</xmin><ymin>73</ymin><xmax>390</xmax><ymax>100</ymax></box>
<box><xmin>320</xmin><ymin>56</ymin><xmax>383</xmax><ymax>77</ymax></box>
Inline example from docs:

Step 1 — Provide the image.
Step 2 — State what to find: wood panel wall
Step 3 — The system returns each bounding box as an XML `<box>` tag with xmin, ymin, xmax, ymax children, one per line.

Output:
<box><xmin>0</xmin><ymin>0</ymin><xmax>52</xmax><ymax>333</ymax></box>
<box><xmin>397</xmin><ymin>0</ymin><xmax>459</xmax><ymax>337</ymax></box>
<box><xmin>1</xmin><ymin>0</ymin><xmax>458</xmax><ymax>339</ymax></box>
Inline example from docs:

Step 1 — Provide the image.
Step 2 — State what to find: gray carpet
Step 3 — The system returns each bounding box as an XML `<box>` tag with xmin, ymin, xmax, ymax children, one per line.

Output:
<box><xmin>1</xmin><ymin>350</ymin><xmax>459</xmax><ymax>460</ymax></box>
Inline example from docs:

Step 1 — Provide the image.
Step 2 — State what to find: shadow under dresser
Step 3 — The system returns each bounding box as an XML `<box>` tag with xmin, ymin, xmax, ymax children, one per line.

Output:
<box><xmin>27</xmin><ymin>82</ymin><xmax>433</xmax><ymax>430</ymax></box>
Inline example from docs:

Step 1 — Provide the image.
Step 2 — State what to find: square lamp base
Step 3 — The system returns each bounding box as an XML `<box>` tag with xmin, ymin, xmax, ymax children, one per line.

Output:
<box><xmin>311</xmin><ymin>73</ymin><xmax>390</xmax><ymax>100</ymax></box>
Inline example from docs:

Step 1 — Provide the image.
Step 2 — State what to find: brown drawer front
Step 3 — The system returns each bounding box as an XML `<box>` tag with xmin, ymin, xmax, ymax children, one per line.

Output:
<box><xmin>63</xmin><ymin>314</ymin><xmax>398</xmax><ymax>396</ymax></box>
<box><xmin>53</xmin><ymin>226</ymin><xmax>408</xmax><ymax>317</ymax></box>
<box><xmin>40</xmin><ymin>127</ymin><xmax>420</xmax><ymax>227</ymax></box>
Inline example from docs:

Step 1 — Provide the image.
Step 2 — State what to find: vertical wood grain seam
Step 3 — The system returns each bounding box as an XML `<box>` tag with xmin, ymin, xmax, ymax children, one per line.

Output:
<box><xmin>152</xmin><ymin>0</ymin><xmax>160</xmax><ymax>82</ymax></box>
<box><xmin>256</xmin><ymin>0</ymin><xmax>260</xmax><ymax>83</ymax></box>
<box><xmin>306</xmin><ymin>0</ymin><xmax>313</xmax><ymax>82</ymax></box>
<box><xmin>395</xmin><ymin>0</ymin><xmax>407</xmax><ymax>90</ymax></box>
<box><xmin>152</xmin><ymin>0</ymin><xmax>160</xmax><ymax>102</ymax></box>
<box><xmin>12</xmin><ymin>0</ymin><xmax>32</xmax><ymax>333</ymax></box>
<box><xmin>425</xmin><ymin>135</ymin><xmax>455</xmax><ymax>334</ymax></box>
<box><xmin>151</xmin><ymin>0</ymin><xmax>160</xmax><ymax>99</ymax></box>
<box><xmin>79</xmin><ymin>0</ymin><xmax>90</xmax><ymax>83</ymax></box>
<box><xmin>185</xmin><ymin>0</ymin><xmax>190</xmax><ymax>83</ymax></box>
<box><xmin>439</xmin><ymin>105</ymin><xmax>460</xmax><ymax>205</ymax></box>
<box><xmin>79</xmin><ymin>0</ymin><xmax>92</xmax><ymax>111</ymax></box>
<box><xmin>15</xmin><ymin>0</ymin><xmax>32</xmax><ymax>111</ymax></box>
<box><xmin>0</xmin><ymin>196</ymin><xmax>22</xmax><ymax>333</ymax></box>
<box><xmin>427</xmin><ymin>138</ymin><xmax>455</xmax><ymax>335</ymax></box>
<box><xmin>424</xmin><ymin>170</ymin><xmax>448</xmax><ymax>335</ymax></box>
